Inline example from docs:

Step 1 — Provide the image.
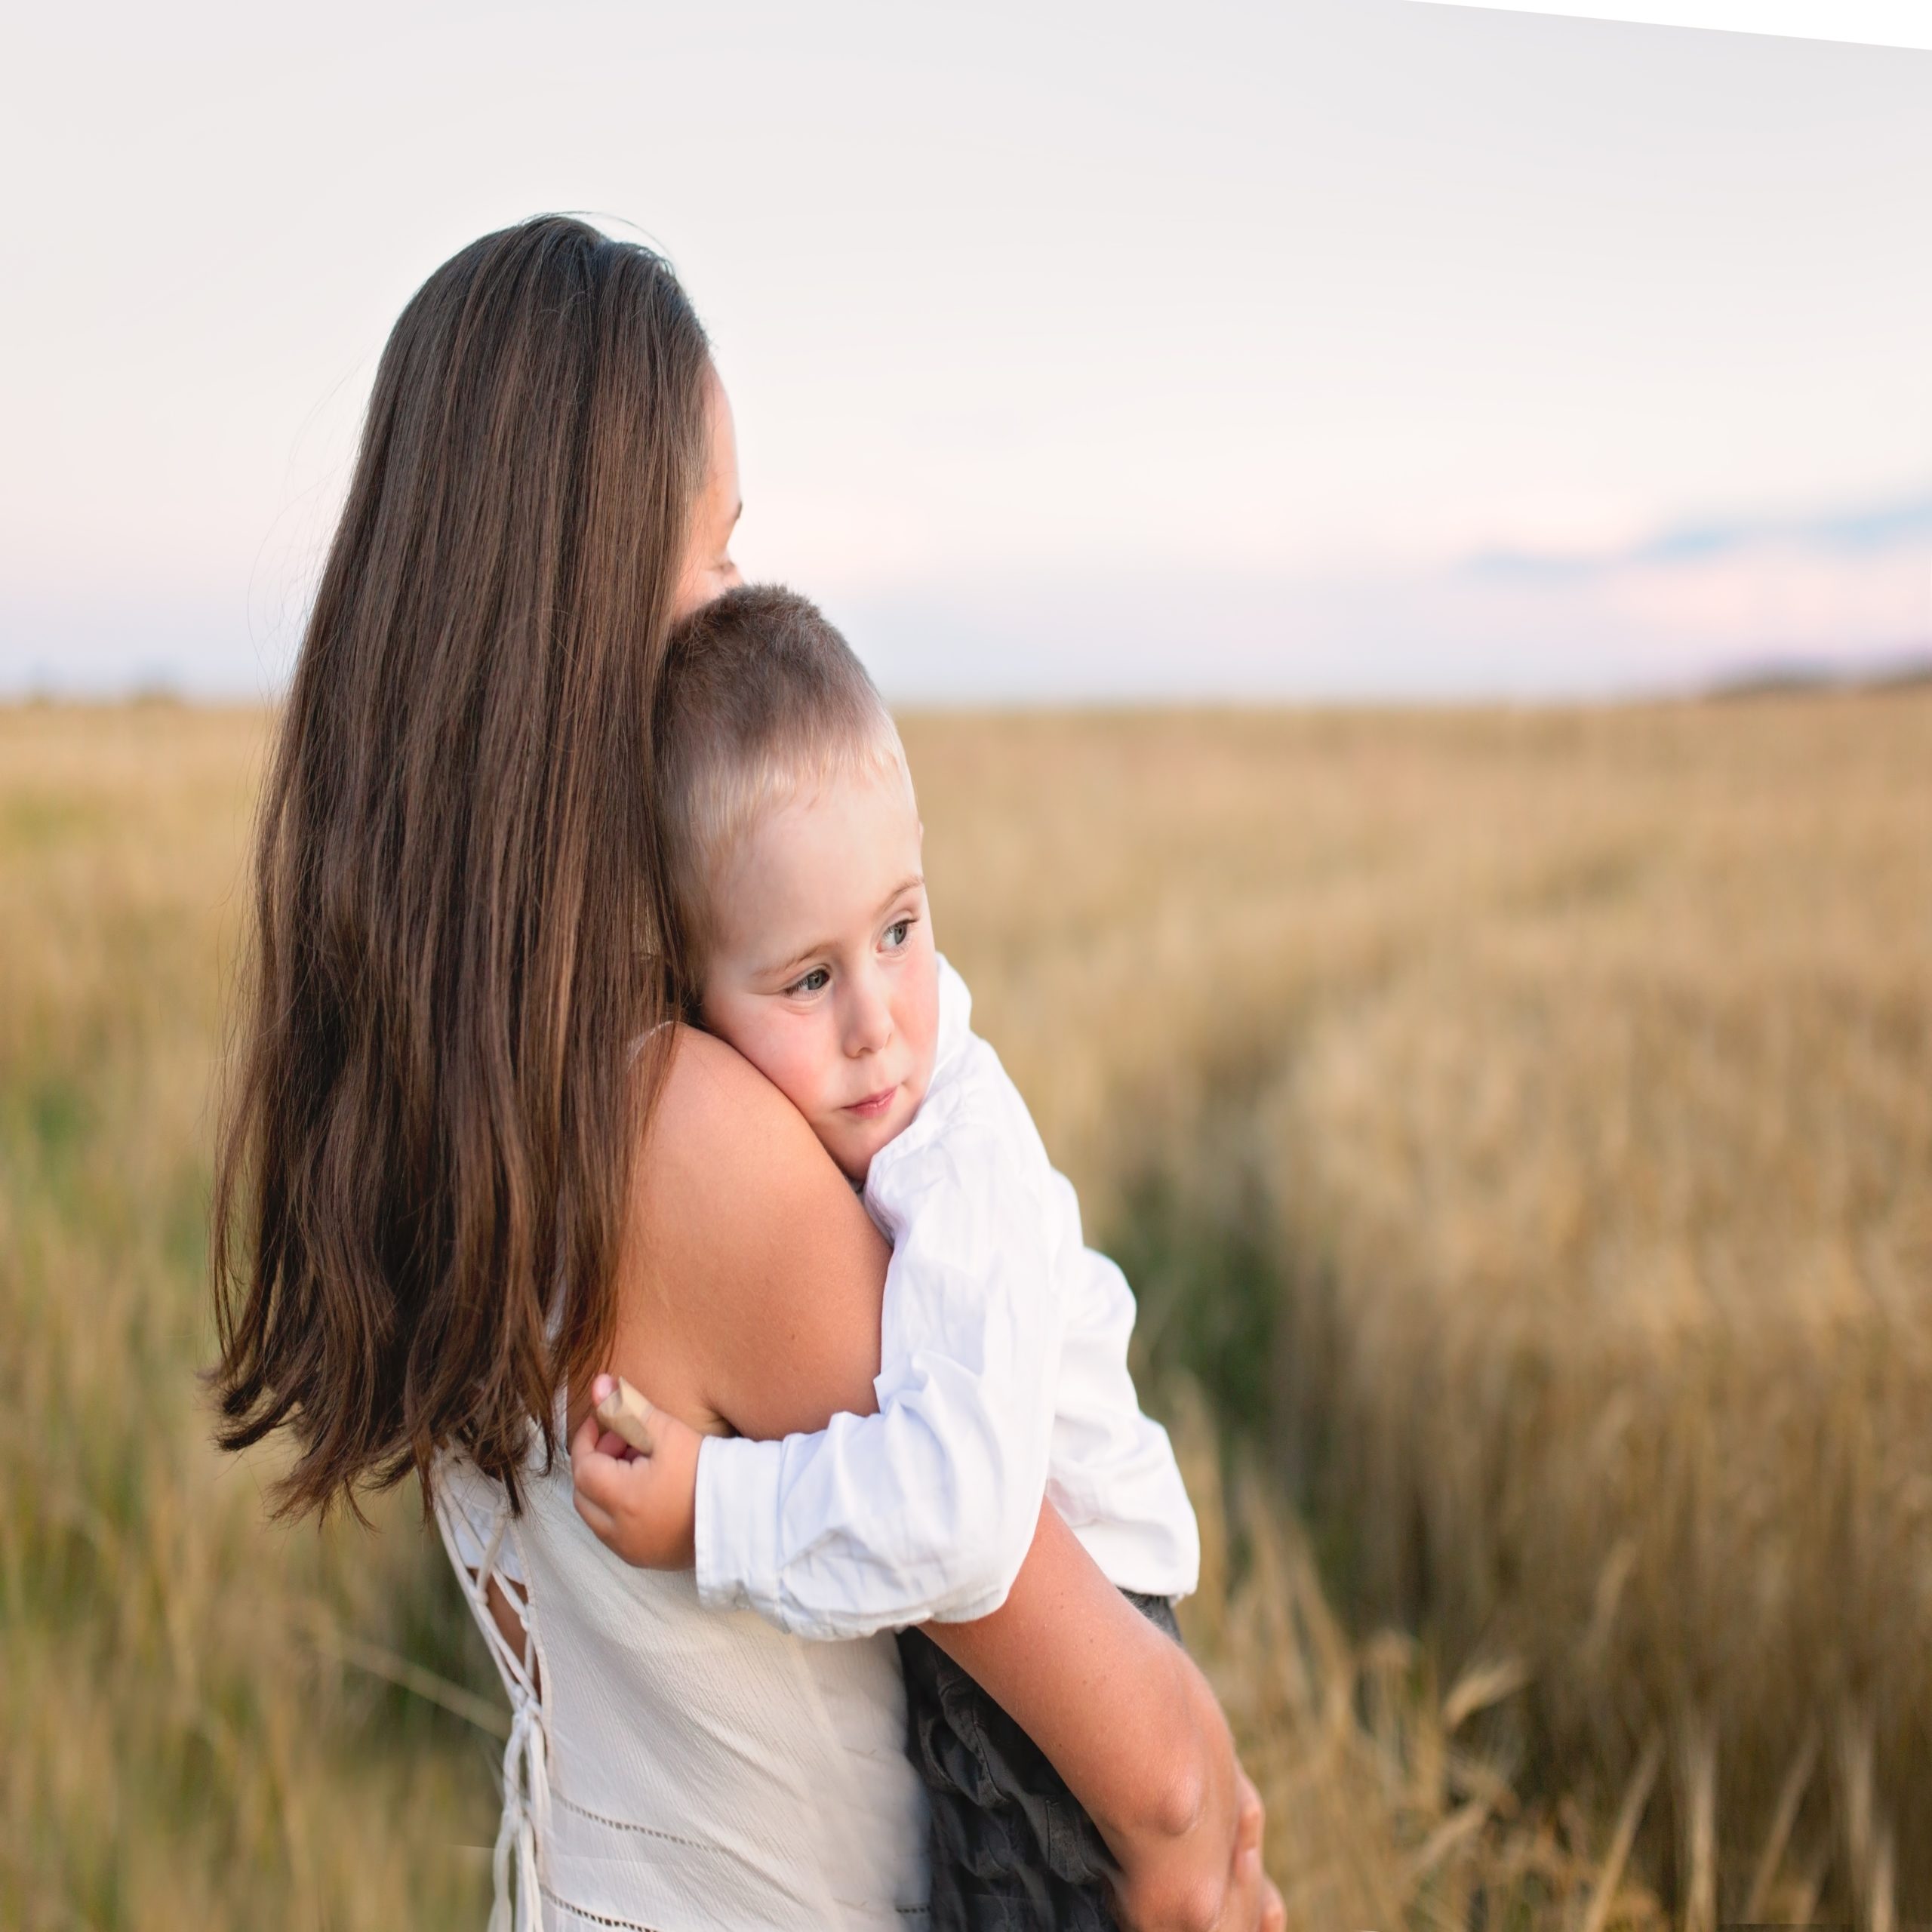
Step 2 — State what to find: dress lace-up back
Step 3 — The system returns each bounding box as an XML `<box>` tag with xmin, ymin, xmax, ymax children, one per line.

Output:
<box><xmin>435</xmin><ymin>1433</ymin><xmax>931</xmax><ymax>1931</ymax></box>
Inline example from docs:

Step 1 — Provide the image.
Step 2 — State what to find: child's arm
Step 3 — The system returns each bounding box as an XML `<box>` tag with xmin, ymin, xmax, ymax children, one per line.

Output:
<box><xmin>579</xmin><ymin>1109</ymin><xmax>1067</xmax><ymax>1638</ymax></box>
<box><xmin>706</xmin><ymin>1114</ymin><xmax>1064</xmax><ymax>1635</ymax></box>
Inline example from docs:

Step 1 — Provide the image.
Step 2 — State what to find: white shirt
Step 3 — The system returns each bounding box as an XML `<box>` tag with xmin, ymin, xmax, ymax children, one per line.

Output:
<box><xmin>694</xmin><ymin>956</ymin><xmax>1200</xmax><ymax>1640</ymax></box>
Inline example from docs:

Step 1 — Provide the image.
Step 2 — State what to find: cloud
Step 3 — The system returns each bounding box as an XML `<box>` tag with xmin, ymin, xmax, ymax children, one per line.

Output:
<box><xmin>1469</xmin><ymin>490</ymin><xmax>1932</xmax><ymax>580</ymax></box>
<box><xmin>841</xmin><ymin>488</ymin><xmax>1932</xmax><ymax>703</ymax></box>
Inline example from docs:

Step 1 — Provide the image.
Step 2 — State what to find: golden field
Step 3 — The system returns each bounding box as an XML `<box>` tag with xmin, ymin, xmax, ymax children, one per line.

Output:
<box><xmin>3</xmin><ymin>693</ymin><xmax>1928</xmax><ymax>1929</ymax></box>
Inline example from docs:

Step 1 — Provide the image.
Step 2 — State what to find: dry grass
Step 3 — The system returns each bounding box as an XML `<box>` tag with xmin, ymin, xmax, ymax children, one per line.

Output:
<box><xmin>906</xmin><ymin>692</ymin><xmax>1932</xmax><ymax>1924</ymax></box>
<box><xmin>0</xmin><ymin>704</ymin><xmax>495</xmax><ymax>1929</ymax></box>
<box><xmin>1173</xmin><ymin>1385</ymin><xmax>1669</xmax><ymax>1932</ymax></box>
<box><xmin>4</xmin><ymin>692</ymin><xmax>1927</xmax><ymax>1926</ymax></box>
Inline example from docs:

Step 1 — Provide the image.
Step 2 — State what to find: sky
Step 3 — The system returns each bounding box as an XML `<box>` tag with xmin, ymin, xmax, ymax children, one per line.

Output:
<box><xmin>1417</xmin><ymin>0</ymin><xmax>1932</xmax><ymax>48</ymax></box>
<box><xmin>1</xmin><ymin>0</ymin><xmax>1927</xmax><ymax>702</ymax></box>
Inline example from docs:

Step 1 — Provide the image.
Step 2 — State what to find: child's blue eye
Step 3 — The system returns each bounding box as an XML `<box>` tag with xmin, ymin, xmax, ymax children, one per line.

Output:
<box><xmin>791</xmin><ymin>968</ymin><xmax>830</xmax><ymax>995</ymax></box>
<box><xmin>883</xmin><ymin>920</ymin><xmax>912</xmax><ymax>950</ymax></box>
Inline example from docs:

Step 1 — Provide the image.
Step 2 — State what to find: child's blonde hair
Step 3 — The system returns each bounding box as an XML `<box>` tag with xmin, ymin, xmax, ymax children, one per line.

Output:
<box><xmin>655</xmin><ymin>583</ymin><xmax>911</xmax><ymax>972</ymax></box>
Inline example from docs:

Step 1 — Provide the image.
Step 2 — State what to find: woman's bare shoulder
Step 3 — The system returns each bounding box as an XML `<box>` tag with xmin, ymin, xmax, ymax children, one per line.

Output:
<box><xmin>648</xmin><ymin>1022</ymin><xmax>811</xmax><ymax>1158</ymax></box>
<box><xmin>620</xmin><ymin>1025</ymin><xmax>888</xmax><ymax>1438</ymax></box>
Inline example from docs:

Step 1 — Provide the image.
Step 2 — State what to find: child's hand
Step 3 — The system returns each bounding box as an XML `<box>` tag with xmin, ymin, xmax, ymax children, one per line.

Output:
<box><xmin>570</xmin><ymin>1374</ymin><xmax>701</xmax><ymax>1570</ymax></box>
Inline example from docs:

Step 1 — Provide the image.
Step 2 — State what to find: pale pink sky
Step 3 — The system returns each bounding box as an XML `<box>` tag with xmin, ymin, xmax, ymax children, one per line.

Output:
<box><xmin>1</xmin><ymin>0</ymin><xmax>1927</xmax><ymax>697</ymax></box>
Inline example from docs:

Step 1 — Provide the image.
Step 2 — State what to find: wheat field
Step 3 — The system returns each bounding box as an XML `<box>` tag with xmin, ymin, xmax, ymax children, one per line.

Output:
<box><xmin>3</xmin><ymin>693</ymin><xmax>1927</xmax><ymax>1928</ymax></box>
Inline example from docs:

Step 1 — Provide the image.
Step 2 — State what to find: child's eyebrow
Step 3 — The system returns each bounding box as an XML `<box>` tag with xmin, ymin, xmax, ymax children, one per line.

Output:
<box><xmin>761</xmin><ymin>940</ymin><xmax>831</xmax><ymax>982</ymax></box>
<box><xmin>873</xmin><ymin>872</ymin><xmax>924</xmax><ymax>916</ymax></box>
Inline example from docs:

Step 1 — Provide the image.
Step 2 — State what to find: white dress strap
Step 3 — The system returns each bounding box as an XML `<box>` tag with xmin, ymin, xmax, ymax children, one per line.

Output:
<box><xmin>433</xmin><ymin>1461</ymin><xmax>552</xmax><ymax>1932</ymax></box>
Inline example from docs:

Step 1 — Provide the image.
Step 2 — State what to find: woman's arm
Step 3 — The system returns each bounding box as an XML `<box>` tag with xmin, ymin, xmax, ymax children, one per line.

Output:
<box><xmin>581</xmin><ymin>1027</ymin><xmax>1278</xmax><ymax>1931</ymax></box>
<box><xmin>930</xmin><ymin>1504</ymin><xmax>1274</xmax><ymax>1932</ymax></box>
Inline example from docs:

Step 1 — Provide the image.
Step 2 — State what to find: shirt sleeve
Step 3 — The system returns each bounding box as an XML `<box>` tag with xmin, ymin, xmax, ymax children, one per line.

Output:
<box><xmin>693</xmin><ymin>1114</ymin><xmax>1066</xmax><ymax>1641</ymax></box>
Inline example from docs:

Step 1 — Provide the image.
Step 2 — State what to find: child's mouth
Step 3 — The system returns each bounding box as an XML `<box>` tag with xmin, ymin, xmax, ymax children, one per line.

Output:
<box><xmin>845</xmin><ymin>1084</ymin><xmax>898</xmax><ymax>1120</ymax></box>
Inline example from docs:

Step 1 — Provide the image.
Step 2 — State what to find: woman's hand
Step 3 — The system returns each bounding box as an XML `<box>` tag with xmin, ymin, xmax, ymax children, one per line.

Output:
<box><xmin>930</xmin><ymin>1506</ymin><xmax>1283</xmax><ymax>1932</ymax></box>
<box><xmin>1104</xmin><ymin>1672</ymin><xmax>1283</xmax><ymax>1932</ymax></box>
<box><xmin>570</xmin><ymin>1377</ymin><xmax>703</xmax><ymax>1568</ymax></box>
<box><xmin>1218</xmin><ymin>1775</ymin><xmax>1283</xmax><ymax>1932</ymax></box>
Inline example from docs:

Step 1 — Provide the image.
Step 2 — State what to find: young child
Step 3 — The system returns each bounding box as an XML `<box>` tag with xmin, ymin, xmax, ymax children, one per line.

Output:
<box><xmin>581</xmin><ymin>583</ymin><xmax>1199</xmax><ymax>1929</ymax></box>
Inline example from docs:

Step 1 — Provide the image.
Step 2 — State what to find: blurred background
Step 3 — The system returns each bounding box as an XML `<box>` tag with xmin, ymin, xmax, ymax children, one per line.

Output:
<box><xmin>2</xmin><ymin>3</ymin><xmax>1928</xmax><ymax>1927</ymax></box>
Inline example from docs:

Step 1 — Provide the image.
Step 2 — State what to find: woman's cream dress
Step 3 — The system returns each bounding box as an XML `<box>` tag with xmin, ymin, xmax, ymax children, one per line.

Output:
<box><xmin>435</xmin><ymin>1431</ymin><xmax>931</xmax><ymax>1932</ymax></box>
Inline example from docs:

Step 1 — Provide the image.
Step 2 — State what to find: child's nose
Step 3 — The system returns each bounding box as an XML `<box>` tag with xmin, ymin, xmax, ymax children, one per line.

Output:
<box><xmin>844</xmin><ymin>978</ymin><xmax>894</xmax><ymax>1056</ymax></box>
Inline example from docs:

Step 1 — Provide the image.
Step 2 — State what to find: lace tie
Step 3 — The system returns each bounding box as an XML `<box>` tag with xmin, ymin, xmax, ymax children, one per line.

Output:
<box><xmin>434</xmin><ymin>1468</ymin><xmax>549</xmax><ymax>1932</ymax></box>
<box><xmin>490</xmin><ymin>1691</ymin><xmax>552</xmax><ymax>1932</ymax></box>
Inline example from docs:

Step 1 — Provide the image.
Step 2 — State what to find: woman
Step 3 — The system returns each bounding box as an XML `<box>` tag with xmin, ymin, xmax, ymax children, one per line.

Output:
<box><xmin>212</xmin><ymin>215</ymin><xmax>1279</xmax><ymax>1932</ymax></box>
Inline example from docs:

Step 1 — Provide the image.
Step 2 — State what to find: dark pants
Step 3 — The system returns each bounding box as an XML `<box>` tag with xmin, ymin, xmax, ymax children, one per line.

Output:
<box><xmin>896</xmin><ymin>1591</ymin><xmax>1183</xmax><ymax>1932</ymax></box>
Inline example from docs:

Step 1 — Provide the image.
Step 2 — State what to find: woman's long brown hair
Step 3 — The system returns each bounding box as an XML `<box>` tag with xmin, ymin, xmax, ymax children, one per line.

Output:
<box><xmin>211</xmin><ymin>216</ymin><xmax>710</xmax><ymax>1518</ymax></box>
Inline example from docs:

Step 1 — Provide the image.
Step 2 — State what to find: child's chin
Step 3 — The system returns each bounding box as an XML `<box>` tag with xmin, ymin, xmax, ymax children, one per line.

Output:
<box><xmin>824</xmin><ymin>1127</ymin><xmax>872</xmax><ymax>1183</ymax></box>
<box><xmin>832</xmin><ymin>1084</ymin><xmax>925</xmax><ymax>1181</ymax></box>
<box><xmin>833</xmin><ymin>1121</ymin><xmax>891</xmax><ymax>1184</ymax></box>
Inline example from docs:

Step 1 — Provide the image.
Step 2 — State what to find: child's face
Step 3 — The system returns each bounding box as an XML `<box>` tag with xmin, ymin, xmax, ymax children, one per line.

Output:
<box><xmin>700</xmin><ymin>766</ymin><xmax>939</xmax><ymax>1183</ymax></box>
